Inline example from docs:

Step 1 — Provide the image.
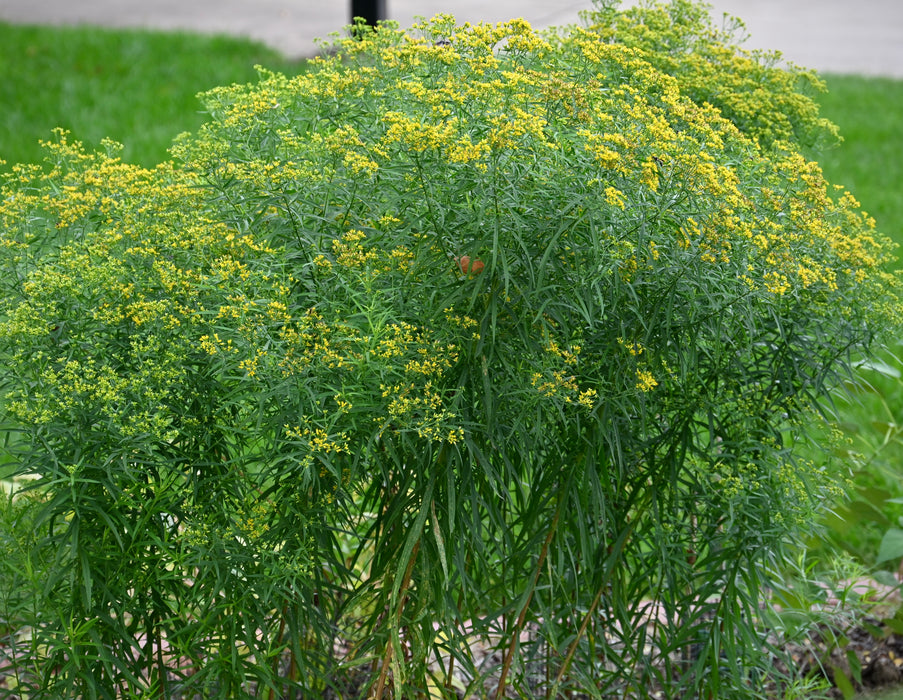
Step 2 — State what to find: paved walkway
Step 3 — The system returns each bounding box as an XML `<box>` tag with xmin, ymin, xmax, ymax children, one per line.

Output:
<box><xmin>2</xmin><ymin>0</ymin><xmax>902</xmax><ymax>77</ymax></box>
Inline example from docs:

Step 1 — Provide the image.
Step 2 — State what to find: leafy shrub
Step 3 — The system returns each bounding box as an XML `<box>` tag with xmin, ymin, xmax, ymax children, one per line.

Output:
<box><xmin>581</xmin><ymin>0</ymin><xmax>841</xmax><ymax>149</ymax></box>
<box><xmin>0</xmin><ymin>2</ymin><xmax>898</xmax><ymax>698</ymax></box>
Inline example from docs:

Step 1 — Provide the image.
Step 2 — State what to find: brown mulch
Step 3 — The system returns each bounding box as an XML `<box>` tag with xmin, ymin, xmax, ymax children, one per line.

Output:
<box><xmin>5</xmin><ymin>584</ymin><xmax>903</xmax><ymax>699</ymax></box>
<box><xmin>780</xmin><ymin>618</ymin><xmax>903</xmax><ymax>698</ymax></box>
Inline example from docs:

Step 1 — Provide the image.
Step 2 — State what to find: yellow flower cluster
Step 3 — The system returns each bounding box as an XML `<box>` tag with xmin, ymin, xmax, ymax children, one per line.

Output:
<box><xmin>528</xmin><ymin>337</ymin><xmax>597</xmax><ymax>410</ymax></box>
<box><xmin>380</xmin><ymin>380</ymin><xmax>463</xmax><ymax>443</ymax></box>
<box><xmin>332</xmin><ymin>229</ymin><xmax>379</xmax><ymax>268</ymax></box>
<box><xmin>635</xmin><ymin>369</ymin><xmax>659</xmax><ymax>393</ymax></box>
<box><xmin>0</xmin><ymin>133</ymin><xmax>304</xmax><ymax>446</ymax></box>
<box><xmin>284</xmin><ymin>424</ymin><xmax>349</xmax><ymax>455</ymax></box>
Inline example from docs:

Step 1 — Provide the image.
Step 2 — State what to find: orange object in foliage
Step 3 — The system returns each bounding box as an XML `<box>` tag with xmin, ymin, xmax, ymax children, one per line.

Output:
<box><xmin>458</xmin><ymin>255</ymin><xmax>484</xmax><ymax>275</ymax></box>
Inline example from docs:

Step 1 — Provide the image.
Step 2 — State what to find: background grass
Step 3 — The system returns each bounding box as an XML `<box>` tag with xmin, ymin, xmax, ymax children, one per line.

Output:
<box><xmin>0</xmin><ymin>22</ymin><xmax>307</xmax><ymax>169</ymax></box>
<box><xmin>1</xmin><ymin>20</ymin><xmax>903</xmax><ymax>573</ymax></box>
<box><xmin>808</xmin><ymin>75</ymin><xmax>903</xmax><ymax>251</ymax></box>
<box><xmin>799</xmin><ymin>76</ymin><xmax>903</xmax><ymax>571</ymax></box>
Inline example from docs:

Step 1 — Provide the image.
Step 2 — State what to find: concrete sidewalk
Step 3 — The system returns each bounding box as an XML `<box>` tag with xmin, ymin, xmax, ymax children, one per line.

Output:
<box><xmin>2</xmin><ymin>0</ymin><xmax>902</xmax><ymax>78</ymax></box>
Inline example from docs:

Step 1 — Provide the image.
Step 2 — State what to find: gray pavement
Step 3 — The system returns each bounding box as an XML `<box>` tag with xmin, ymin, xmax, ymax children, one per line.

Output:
<box><xmin>1</xmin><ymin>0</ymin><xmax>902</xmax><ymax>78</ymax></box>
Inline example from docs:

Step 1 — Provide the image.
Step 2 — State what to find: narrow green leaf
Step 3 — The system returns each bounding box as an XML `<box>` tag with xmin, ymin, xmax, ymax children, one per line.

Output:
<box><xmin>877</xmin><ymin>528</ymin><xmax>903</xmax><ymax>564</ymax></box>
<box><xmin>390</xmin><ymin>475</ymin><xmax>433</xmax><ymax>605</ymax></box>
<box><xmin>833</xmin><ymin>666</ymin><xmax>855</xmax><ymax>699</ymax></box>
<box><xmin>430</xmin><ymin>499</ymin><xmax>448</xmax><ymax>581</ymax></box>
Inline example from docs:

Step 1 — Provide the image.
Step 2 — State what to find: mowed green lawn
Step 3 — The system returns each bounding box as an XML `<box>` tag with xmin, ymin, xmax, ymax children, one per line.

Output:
<box><xmin>798</xmin><ymin>75</ymin><xmax>903</xmax><ymax>569</ymax></box>
<box><xmin>0</xmin><ymin>22</ymin><xmax>307</xmax><ymax>169</ymax></box>
<box><xmin>809</xmin><ymin>74</ymin><xmax>903</xmax><ymax>256</ymax></box>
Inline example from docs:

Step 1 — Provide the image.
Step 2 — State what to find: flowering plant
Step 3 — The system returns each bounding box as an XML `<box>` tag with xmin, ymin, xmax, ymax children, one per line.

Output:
<box><xmin>0</xmin><ymin>1</ymin><xmax>898</xmax><ymax>697</ymax></box>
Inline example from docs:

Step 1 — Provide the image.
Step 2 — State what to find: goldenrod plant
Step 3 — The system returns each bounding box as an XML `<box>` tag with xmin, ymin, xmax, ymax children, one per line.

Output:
<box><xmin>0</xmin><ymin>1</ymin><xmax>899</xmax><ymax>698</ymax></box>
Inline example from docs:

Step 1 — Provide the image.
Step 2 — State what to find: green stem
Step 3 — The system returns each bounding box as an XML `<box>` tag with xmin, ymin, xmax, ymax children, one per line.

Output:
<box><xmin>268</xmin><ymin>606</ymin><xmax>289</xmax><ymax>700</ymax></box>
<box><xmin>548</xmin><ymin>505</ymin><xmax>640</xmax><ymax>697</ymax></box>
<box><xmin>550</xmin><ymin>583</ymin><xmax>605</xmax><ymax>694</ymax></box>
<box><xmin>372</xmin><ymin>540</ymin><xmax>420</xmax><ymax>700</ymax></box>
<box><xmin>494</xmin><ymin>504</ymin><xmax>561</xmax><ymax>700</ymax></box>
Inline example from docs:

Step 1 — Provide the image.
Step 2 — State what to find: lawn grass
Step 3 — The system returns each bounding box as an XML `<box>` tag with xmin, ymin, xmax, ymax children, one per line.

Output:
<box><xmin>801</xmin><ymin>74</ymin><xmax>903</xmax><ymax>570</ymax></box>
<box><xmin>0</xmin><ymin>22</ymin><xmax>307</xmax><ymax>170</ymax></box>
<box><xmin>809</xmin><ymin>74</ymin><xmax>903</xmax><ymax>254</ymax></box>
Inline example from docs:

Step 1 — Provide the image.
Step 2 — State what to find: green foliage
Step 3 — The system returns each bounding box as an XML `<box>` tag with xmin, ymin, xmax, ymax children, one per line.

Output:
<box><xmin>0</xmin><ymin>138</ymin><xmax>326</xmax><ymax>698</ymax></box>
<box><xmin>579</xmin><ymin>0</ymin><xmax>840</xmax><ymax>149</ymax></box>
<box><xmin>806</xmin><ymin>359</ymin><xmax>903</xmax><ymax>572</ymax></box>
<box><xmin>0</xmin><ymin>2</ymin><xmax>899</xmax><ymax>698</ymax></box>
<box><xmin>0</xmin><ymin>483</ymin><xmax>56</xmax><ymax>698</ymax></box>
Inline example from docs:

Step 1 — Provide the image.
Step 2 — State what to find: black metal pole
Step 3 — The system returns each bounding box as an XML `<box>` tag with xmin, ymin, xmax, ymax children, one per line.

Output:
<box><xmin>351</xmin><ymin>0</ymin><xmax>387</xmax><ymax>28</ymax></box>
